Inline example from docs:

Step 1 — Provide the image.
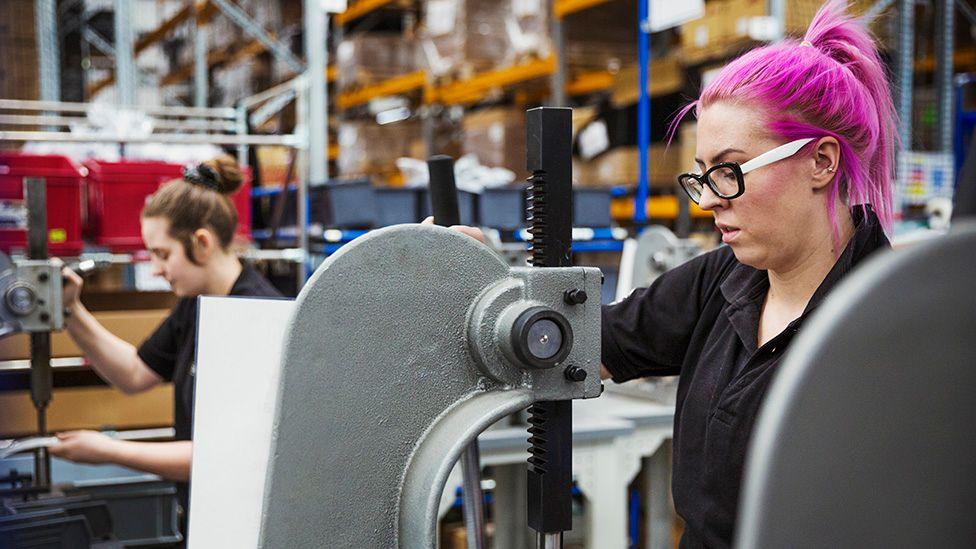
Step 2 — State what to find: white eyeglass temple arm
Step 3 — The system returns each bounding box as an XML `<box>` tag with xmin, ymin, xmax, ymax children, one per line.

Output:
<box><xmin>739</xmin><ymin>138</ymin><xmax>815</xmax><ymax>174</ymax></box>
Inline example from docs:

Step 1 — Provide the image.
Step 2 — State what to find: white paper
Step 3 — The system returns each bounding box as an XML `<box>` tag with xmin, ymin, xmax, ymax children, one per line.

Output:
<box><xmin>188</xmin><ymin>296</ymin><xmax>294</xmax><ymax>549</ymax></box>
<box><xmin>649</xmin><ymin>0</ymin><xmax>704</xmax><ymax>33</ymax></box>
<box><xmin>0</xmin><ymin>436</ymin><xmax>58</xmax><ymax>459</ymax></box>
<box><xmin>578</xmin><ymin>120</ymin><xmax>610</xmax><ymax>161</ymax></box>
<box><xmin>513</xmin><ymin>0</ymin><xmax>541</xmax><ymax>18</ymax></box>
<box><xmin>320</xmin><ymin>0</ymin><xmax>348</xmax><ymax>14</ymax></box>
<box><xmin>427</xmin><ymin>0</ymin><xmax>457</xmax><ymax>37</ymax></box>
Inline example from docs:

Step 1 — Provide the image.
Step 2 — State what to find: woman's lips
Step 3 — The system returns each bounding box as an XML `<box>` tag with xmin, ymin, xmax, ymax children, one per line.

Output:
<box><xmin>716</xmin><ymin>223</ymin><xmax>741</xmax><ymax>244</ymax></box>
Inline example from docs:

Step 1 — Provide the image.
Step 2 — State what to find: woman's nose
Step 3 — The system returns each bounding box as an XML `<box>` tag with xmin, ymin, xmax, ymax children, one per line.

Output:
<box><xmin>697</xmin><ymin>184</ymin><xmax>727</xmax><ymax>211</ymax></box>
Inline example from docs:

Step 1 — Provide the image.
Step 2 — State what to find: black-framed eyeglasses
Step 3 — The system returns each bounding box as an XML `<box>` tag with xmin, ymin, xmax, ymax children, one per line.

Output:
<box><xmin>677</xmin><ymin>137</ymin><xmax>815</xmax><ymax>204</ymax></box>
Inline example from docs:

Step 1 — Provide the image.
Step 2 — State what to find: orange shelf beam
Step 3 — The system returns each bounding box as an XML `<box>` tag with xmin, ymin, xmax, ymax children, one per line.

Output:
<box><xmin>336</xmin><ymin>71</ymin><xmax>427</xmax><ymax>109</ymax></box>
<box><xmin>432</xmin><ymin>56</ymin><xmax>557</xmax><ymax>106</ymax></box>
<box><xmin>554</xmin><ymin>0</ymin><xmax>612</xmax><ymax>19</ymax></box>
<box><xmin>611</xmin><ymin>195</ymin><xmax>710</xmax><ymax>221</ymax></box>
<box><xmin>566</xmin><ymin>70</ymin><xmax>614</xmax><ymax>96</ymax></box>
<box><xmin>335</xmin><ymin>0</ymin><xmax>395</xmax><ymax>25</ymax></box>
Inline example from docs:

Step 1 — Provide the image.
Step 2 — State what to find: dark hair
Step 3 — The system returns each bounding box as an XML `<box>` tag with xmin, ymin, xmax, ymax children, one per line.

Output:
<box><xmin>141</xmin><ymin>154</ymin><xmax>243</xmax><ymax>264</ymax></box>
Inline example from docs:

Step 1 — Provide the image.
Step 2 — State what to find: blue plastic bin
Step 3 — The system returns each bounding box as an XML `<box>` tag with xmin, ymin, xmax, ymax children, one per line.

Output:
<box><xmin>375</xmin><ymin>188</ymin><xmax>422</xmax><ymax>226</ymax></box>
<box><xmin>573</xmin><ymin>189</ymin><xmax>612</xmax><ymax>227</ymax></box>
<box><xmin>479</xmin><ymin>186</ymin><xmax>526</xmax><ymax>229</ymax></box>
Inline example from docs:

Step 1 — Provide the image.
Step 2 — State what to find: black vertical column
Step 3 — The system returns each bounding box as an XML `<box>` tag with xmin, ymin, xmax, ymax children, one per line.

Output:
<box><xmin>524</xmin><ymin>107</ymin><xmax>574</xmax><ymax>544</ymax></box>
<box><xmin>25</xmin><ymin>177</ymin><xmax>52</xmax><ymax>488</ymax></box>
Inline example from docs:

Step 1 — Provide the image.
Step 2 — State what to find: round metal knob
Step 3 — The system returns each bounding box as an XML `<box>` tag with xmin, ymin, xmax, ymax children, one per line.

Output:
<box><xmin>509</xmin><ymin>306</ymin><xmax>573</xmax><ymax>369</ymax></box>
<box><xmin>5</xmin><ymin>283</ymin><xmax>37</xmax><ymax>316</ymax></box>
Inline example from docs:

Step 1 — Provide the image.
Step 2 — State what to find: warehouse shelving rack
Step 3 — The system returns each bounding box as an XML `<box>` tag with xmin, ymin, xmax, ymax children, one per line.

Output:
<box><xmin>12</xmin><ymin>0</ymin><xmax>972</xmax><ymax>262</ymax></box>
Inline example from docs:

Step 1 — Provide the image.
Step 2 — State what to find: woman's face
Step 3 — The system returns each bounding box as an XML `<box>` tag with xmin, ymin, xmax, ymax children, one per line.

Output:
<box><xmin>141</xmin><ymin>217</ymin><xmax>210</xmax><ymax>297</ymax></box>
<box><xmin>695</xmin><ymin>101</ymin><xmax>824</xmax><ymax>271</ymax></box>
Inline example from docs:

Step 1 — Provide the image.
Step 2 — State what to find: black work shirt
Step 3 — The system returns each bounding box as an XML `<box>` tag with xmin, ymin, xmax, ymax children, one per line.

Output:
<box><xmin>601</xmin><ymin>208</ymin><xmax>889</xmax><ymax>548</ymax></box>
<box><xmin>136</xmin><ymin>264</ymin><xmax>281</xmax><ymax>515</ymax></box>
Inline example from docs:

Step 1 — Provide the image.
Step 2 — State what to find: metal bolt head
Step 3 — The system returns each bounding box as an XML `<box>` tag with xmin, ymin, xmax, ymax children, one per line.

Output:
<box><xmin>563</xmin><ymin>288</ymin><xmax>588</xmax><ymax>305</ymax></box>
<box><xmin>564</xmin><ymin>365</ymin><xmax>587</xmax><ymax>382</ymax></box>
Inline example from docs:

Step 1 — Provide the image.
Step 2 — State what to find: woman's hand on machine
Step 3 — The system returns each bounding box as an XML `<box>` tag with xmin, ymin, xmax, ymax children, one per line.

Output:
<box><xmin>49</xmin><ymin>430</ymin><xmax>120</xmax><ymax>464</ymax></box>
<box><xmin>421</xmin><ymin>216</ymin><xmax>488</xmax><ymax>244</ymax></box>
<box><xmin>61</xmin><ymin>266</ymin><xmax>83</xmax><ymax>313</ymax></box>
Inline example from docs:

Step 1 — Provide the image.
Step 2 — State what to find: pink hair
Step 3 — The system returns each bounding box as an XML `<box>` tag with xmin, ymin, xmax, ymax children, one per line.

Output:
<box><xmin>671</xmin><ymin>0</ymin><xmax>898</xmax><ymax>235</ymax></box>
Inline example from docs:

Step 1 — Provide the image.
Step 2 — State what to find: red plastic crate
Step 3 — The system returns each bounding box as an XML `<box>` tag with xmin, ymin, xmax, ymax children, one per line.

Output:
<box><xmin>0</xmin><ymin>153</ymin><xmax>86</xmax><ymax>256</ymax></box>
<box><xmin>85</xmin><ymin>160</ymin><xmax>252</xmax><ymax>252</ymax></box>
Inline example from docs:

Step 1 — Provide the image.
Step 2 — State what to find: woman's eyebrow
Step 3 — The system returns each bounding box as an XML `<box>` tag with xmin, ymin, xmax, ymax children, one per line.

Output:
<box><xmin>695</xmin><ymin>148</ymin><xmax>747</xmax><ymax>166</ymax></box>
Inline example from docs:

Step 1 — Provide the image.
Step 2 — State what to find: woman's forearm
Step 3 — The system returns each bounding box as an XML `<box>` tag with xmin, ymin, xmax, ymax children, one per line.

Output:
<box><xmin>65</xmin><ymin>304</ymin><xmax>161</xmax><ymax>393</ymax></box>
<box><xmin>111</xmin><ymin>439</ymin><xmax>193</xmax><ymax>482</ymax></box>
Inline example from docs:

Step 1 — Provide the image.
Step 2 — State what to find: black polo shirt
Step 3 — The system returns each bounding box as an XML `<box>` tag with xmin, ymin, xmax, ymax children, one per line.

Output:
<box><xmin>601</xmin><ymin>208</ymin><xmax>889</xmax><ymax>548</ymax></box>
<box><xmin>136</xmin><ymin>264</ymin><xmax>281</xmax><ymax>518</ymax></box>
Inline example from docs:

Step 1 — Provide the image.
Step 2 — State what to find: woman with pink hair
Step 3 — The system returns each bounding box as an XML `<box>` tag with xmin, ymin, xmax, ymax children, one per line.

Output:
<box><xmin>600</xmin><ymin>1</ymin><xmax>897</xmax><ymax>546</ymax></box>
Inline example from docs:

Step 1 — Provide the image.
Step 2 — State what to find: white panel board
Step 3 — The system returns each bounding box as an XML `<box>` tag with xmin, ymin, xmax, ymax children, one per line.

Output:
<box><xmin>188</xmin><ymin>296</ymin><xmax>294</xmax><ymax>548</ymax></box>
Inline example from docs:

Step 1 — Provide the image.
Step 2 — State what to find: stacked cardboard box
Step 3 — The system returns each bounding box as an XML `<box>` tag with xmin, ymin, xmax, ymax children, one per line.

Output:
<box><xmin>574</xmin><ymin>145</ymin><xmax>683</xmax><ymax>190</ymax></box>
<box><xmin>461</xmin><ymin>107</ymin><xmax>527</xmax><ymax>177</ymax></box>
<box><xmin>338</xmin><ymin>119</ymin><xmax>423</xmax><ymax>182</ymax></box>
<box><xmin>681</xmin><ymin>0</ymin><xmax>891</xmax><ymax>64</ymax></box>
<box><xmin>564</xmin><ymin>0</ymin><xmax>638</xmax><ymax>73</ymax></box>
<box><xmin>420</xmin><ymin>0</ymin><xmax>551</xmax><ymax>78</ymax></box>
<box><xmin>0</xmin><ymin>0</ymin><xmax>39</xmax><ymax>103</ymax></box>
<box><xmin>337</xmin><ymin>32</ymin><xmax>419</xmax><ymax>93</ymax></box>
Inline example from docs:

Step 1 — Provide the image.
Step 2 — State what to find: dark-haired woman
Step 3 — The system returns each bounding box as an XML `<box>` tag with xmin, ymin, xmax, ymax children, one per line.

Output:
<box><xmin>50</xmin><ymin>155</ymin><xmax>281</xmax><ymax>531</ymax></box>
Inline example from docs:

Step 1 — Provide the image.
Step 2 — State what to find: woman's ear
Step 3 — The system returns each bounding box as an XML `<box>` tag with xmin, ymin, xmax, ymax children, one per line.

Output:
<box><xmin>192</xmin><ymin>228</ymin><xmax>216</xmax><ymax>262</ymax></box>
<box><xmin>812</xmin><ymin>137</ymin><xmax>841</xmax><ymax>191</ymax></box>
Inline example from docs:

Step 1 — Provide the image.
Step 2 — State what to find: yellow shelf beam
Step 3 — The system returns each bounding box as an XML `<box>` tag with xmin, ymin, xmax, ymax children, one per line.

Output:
<box><xmin>335</xmin><ymin>0</ymin><xmax>396</xmax><ymax>25</ymax></box>
<box><xmin>432</xmin><ymin>56</ymin><xmax>557</xmax><ymax>106</ymax></box>
<box><xmin>554</xmin><ymin>0</ymin><xmax>612</xmax><ymax>19</ymax></box>
<box><xmin>336</xmin><ymin>71</ymin><xmax>427</xmax><ymax>109</ymax></box>
<box><xmin>566</xmin><ymin>70</ymin><xmax>614</xmax><ymax>96</ymax></box>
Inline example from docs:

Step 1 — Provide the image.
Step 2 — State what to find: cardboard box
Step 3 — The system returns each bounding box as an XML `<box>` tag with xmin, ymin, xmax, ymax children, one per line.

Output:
<box><xmin>575</xmin><ymin>146</ymin><xmax>682</xmax><ymax>189</ymax></box>
<box><xmin>0</xmin><ymin>309</ymin><xmax>169</xmax><ymax>361</ymax></box>
<box><xmin>338</xmin><ymin>119</ymin><xmax>423</xmax><ymax>182</ymax></box>
<box><xmin>256</xmin><ymin>145</ymin><xmax>295</xmax><ymax>188</ymax></box>
<box><xmin>461</xmin><ymin>107</ymin><xmax>527</xmax><ymax>177</ymax></box>
<box><xmin>421</xmin><ymin>0</ymin><xmax>551</xmax><ymax>77</ymax></box>
<box><xmin>681</xmin><ymin>0</ymin><xmax>890</xmax><ymax>64</ymax></box>
<box><xmin>336</xmin><ymin>32</ymin><xmax>419</xmax><ymax>92</ymax></box>
<box><xmin>610</xmin><ymin>56</ymin><xmax>684</xmax><ymax>108</ymax></box>
<box><xmin>564</xmin><ymin>0</ymin><xmax>637</xmax><ymax>72</ymax></box>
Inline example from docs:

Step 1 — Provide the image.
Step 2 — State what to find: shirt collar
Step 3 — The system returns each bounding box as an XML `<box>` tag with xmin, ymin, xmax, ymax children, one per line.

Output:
<box><xmin>719</xmin><ymin>206</ymin><xmax>891</xmax><ymax>313</ymax></box>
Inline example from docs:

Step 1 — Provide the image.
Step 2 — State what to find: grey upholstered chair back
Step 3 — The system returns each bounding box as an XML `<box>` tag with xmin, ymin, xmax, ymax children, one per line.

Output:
<box><xmin>737</xmin><ymin>225</ymin><xmax>976</xmax><ymax>549</ymax></box>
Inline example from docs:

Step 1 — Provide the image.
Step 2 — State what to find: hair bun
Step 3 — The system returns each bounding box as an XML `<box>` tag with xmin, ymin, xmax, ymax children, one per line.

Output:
<box><xmin>201</xmin><ymin>154</ymin><xmax>244</xmax><ymax>195</ymax></box>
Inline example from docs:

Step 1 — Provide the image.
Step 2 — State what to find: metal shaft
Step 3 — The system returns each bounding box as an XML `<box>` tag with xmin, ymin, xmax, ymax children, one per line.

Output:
<box><xmin>428</xmin><ymin>154</ymin><xmax>486</xmax><ymax>549</ymax></box>
<box><xmin>26</xmin><ymin>178</ymin><xmax>52</xmax><ymax>488</ymax></box>
<box><xmin>460</xmin><ymin>443</ymin><xmax>487</xmax><ymax>549</ymax></box>
<box><xmin>538</xmin><ymin>532</ymin><xmax>563</xmax><ymax>549</ymax></box>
